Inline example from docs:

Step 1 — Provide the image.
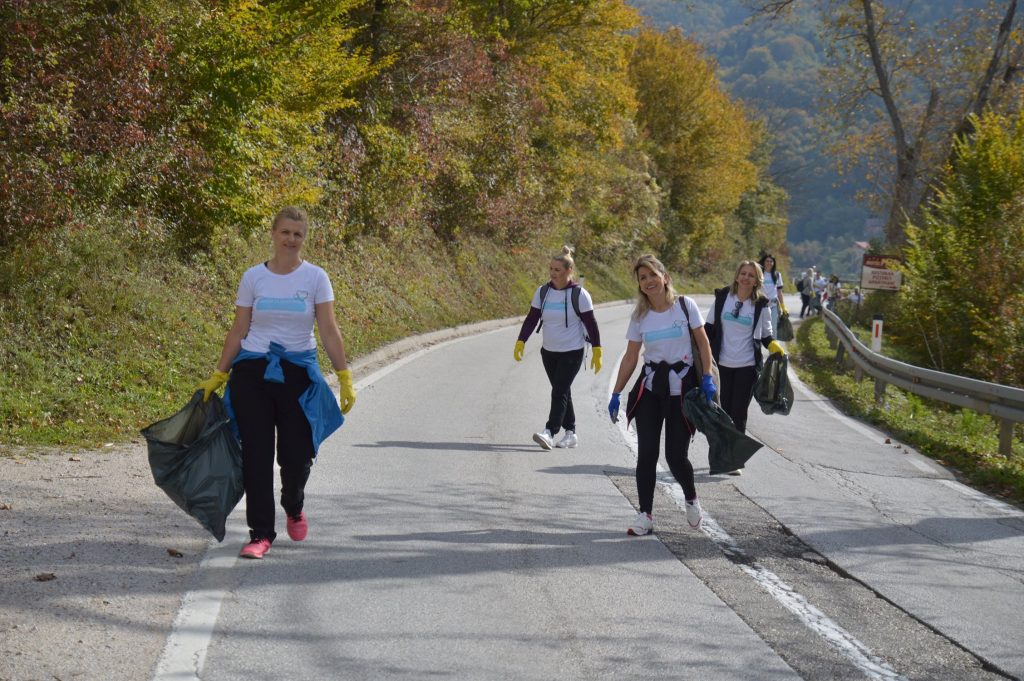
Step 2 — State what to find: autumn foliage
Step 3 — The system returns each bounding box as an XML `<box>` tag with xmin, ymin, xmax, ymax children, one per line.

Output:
<box><xmin>0</xmin><ymin>0</ymin><xmax>786</xmax><ymax>445</ymax></box>
<box><xmin>1</xmin><ymin>0</ymin><xmax>776</xmax><ymax>266</ymax></box>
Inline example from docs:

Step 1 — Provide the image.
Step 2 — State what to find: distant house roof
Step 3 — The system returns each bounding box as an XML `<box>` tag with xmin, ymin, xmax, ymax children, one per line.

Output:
<box><xmin>854</xmin><ymin>241</ymin><xmax>870</xmax><ymax>250</ymax></box>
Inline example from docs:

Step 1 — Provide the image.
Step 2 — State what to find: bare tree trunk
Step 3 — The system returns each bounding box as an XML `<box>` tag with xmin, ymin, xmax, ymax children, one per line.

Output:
<box><xmin>887</xmin><ymin>154</ymin><xmax>916</xmax><ymax>246</ymax></box>
<box><xmin>919</xmin><ymin>0</ymin><xmax>1018</xmax><ymax>219</ymax></box>
<box><xmin>860</xmin><ymin>0</ymin><xmax>918</xmax><ymax>246</ymax></box>
<box><xmin>955</xmin><ymin>0</ymin><xmax>1017</xmax><ymax>141</ymax></box>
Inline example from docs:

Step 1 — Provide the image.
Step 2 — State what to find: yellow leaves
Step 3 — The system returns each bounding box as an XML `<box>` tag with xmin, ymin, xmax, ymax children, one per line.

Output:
<box><xmin>629</xmin><ymin>27</ymin><xmax>758</xmax><ymax>262</ymax></box>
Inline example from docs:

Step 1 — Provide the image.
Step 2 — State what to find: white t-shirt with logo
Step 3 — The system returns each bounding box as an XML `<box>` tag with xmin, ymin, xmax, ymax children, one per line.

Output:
<box><xmin>626</xmin><ymin>297</ymin><xmax>705</xmax><ymax>395</ymax></box>
<box><xmin>236</xmin><ymin>262</ymin><xmax>334</xmax><ymax>353</ymax></box>
<box><xmin>763</xmin><ymin>271</ymin><xmax>782</xmax><ymax>302</ymax></box>
<box><xmin>532</xmin><ymin>284</ymin><xmax>595</xmax><ymax>352</ymax></box>
<box><xmin>706</xmin><ymin>293</ymin><xmax>773</xmax><ymax>368</ymax></box>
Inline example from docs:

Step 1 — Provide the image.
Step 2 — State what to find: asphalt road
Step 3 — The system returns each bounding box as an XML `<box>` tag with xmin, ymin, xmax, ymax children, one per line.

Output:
<box><xmin>152</xmin><ymin>298</ymin><xmax>1024</xmax><ymax>681</ymax></box>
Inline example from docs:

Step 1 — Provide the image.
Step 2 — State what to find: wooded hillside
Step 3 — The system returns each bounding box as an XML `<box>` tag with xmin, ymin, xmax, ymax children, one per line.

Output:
<box><xmin>0</xmin><ymin>0</ymin><xmax>786</xmax><ymax>445</ymax></box>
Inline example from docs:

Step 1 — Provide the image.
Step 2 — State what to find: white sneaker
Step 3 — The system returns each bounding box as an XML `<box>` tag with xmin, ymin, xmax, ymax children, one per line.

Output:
<box><xmin>555</xmin><ymin>430</ymin><xmax>578</xmax><ymax>448</ymax></box>
<box><xmin>627</xmin><ymin>511</ymin><xmax>653</xmax><ymax>536</ymax></box>
<box><xmin>727</xmin><ymin>469</ymin><xmax>743</xmax><ymax>476</ymax></box>
<box><xmin>685</xmin><ymin>499</ymin><xmax>703</xmax><ymax>529</ymax></box>
<box><xmin>532</xmin><ymin>429</ymin><xmax>554</xmax><ymax>450</ymax></box>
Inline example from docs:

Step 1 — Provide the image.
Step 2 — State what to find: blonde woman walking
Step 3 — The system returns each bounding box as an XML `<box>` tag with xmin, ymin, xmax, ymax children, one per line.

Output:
<box><xmin>608</xmin><ymin>255</ymin><xmax>715</xmax><ymax>536</ymax></box>
<box><xmin>514</xmin><ymin>246</ymin><xmax>602</xmax><ymax>450</ymax></box>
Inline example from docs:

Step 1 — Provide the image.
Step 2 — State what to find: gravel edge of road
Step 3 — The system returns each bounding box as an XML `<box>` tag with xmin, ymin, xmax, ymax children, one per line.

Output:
<box><xmin>0</xmin><ymin>313</ymin><xmax>538</xmax><ymax>681</ymax></box>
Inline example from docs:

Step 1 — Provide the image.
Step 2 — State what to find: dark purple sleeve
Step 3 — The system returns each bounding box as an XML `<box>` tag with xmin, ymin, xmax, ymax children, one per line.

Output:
<box><xmin>580</xmin><ymin>310</ymin><xmax>601</xmax><ymax>347</ymax></box>
<box><xmin>518</xmin><ymin>307</ymin><xmax>542</xmax><ymax>342</ymax></box>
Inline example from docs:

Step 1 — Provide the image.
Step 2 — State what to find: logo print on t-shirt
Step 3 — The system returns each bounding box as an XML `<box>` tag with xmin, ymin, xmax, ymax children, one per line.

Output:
<box><xmin>644</xmin><ymin>320</ymin><xmax>685</xmax><ymax>343</ymax></box>
<box><xmin>255</xmin><ymin>296</ymin><xmax>307</xmax><ymax>312</ymax></box>
<box><xmin>725</xmin><ymin>309</ymin><xmax>753</xmax><ymax>327</ymax></box>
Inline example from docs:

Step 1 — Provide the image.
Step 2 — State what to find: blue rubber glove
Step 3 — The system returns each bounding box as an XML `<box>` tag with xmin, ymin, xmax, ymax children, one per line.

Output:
<box><xmin>608</xmin><ymin>393</ymin><xmax>621</xmax><ymax>422</ymax></box>
<box><xmin>701</xmin><ymin>374</ymin><xmax>717</xmax><ymax>403</ymax></box>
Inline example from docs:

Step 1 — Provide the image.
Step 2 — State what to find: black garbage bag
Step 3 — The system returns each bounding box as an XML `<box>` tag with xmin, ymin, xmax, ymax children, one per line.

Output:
<box><xmin>683</xmin><ymin>387</ymin><xmax>763</xmax><ymax>475</ymax></box>
<box><xmin>776</xmin><ymin>311</ymin><xmax>795</xmax><ymax>342</ymax></box>
<box><xmin>141</xmin><ymin>391</ymin><xmax>243</xmax><ymax>542</ymax></box>
<box><xmin>753</xmin><ymin>353</ymin><xmax>795</xmax><ymax>416</ymax></box>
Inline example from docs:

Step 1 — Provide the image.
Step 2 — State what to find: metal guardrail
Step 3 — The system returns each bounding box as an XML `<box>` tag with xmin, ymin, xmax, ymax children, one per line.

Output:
<box><xmin>818</xmin><ymin>306</ymin><xmax>1024</xmax><ymax>457</ymax></box>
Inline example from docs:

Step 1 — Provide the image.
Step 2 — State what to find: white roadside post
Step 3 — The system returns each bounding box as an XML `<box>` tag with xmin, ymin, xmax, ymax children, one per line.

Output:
<box><xmin>872</xmin><ymin>314</ymin><xmax>885</xmax><ymax>403</ymax></box>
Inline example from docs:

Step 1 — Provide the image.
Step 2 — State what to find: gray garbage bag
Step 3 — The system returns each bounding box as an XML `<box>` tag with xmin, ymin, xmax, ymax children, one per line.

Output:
<box><xmin>753</xmin><ymin>353</ymin><xmax>795</xmax><ymax>416</ymax></box>
<box><xmin>776</xmin><ymin>311</ymin><xmax>794</xmax><ymax>342</ymax></box>
<box><xmin>683</xmin><ymin>387</ymin><xmax>763</xmax><ymax>475</ymax></box>
<box><xmin>141</xmin><ymin>391</ymin><xmax>243</xmax><ymax>541</ymax></box>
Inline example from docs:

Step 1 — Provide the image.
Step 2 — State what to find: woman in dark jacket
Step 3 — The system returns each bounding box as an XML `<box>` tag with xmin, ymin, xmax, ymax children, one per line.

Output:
<box><xmin>704</xmin><ymin>260</ymin><xmax>786</xmax><ymax>475</ymax></box>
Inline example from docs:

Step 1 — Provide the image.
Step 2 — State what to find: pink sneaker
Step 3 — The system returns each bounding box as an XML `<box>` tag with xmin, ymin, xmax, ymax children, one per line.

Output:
<box><xmin>239</xmin><ymin>538</ymin><xmax>271</xmax><ymax>559</ymax></box>
<box><xmin>286</xmin><ymin>512</ymin><xmax>308</xmax><ymax>541</ymax></box>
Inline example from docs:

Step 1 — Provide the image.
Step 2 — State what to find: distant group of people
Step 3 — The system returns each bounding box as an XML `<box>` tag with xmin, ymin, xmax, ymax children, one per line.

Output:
<box><xmin>796</xmin><ymin>266</ymin><xmax>862</xmax><ymax>318</ymax></box>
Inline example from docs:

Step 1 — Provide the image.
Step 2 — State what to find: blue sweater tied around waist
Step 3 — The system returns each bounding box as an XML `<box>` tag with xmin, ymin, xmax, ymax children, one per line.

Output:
<box><xmin>223</xmin><ymin>342</ymin><xmax>344</xmax><ymax>455</ymax></box>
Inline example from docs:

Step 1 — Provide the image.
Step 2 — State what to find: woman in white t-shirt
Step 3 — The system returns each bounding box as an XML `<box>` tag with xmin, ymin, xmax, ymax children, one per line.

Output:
<box><xmin>607</xmin><ymin>255</ymin><xmax>716</xmax><ymax>536</ymax></box>
<box><xmin>758</xmin><ymin>253</ymin><xmax>787</xmax><ymax>333</ymax></box>
<box><xmin>825</xmin><ymin>274</ymin><xmax>842</xmax><ymax>311</ymax></box>
<box><xmin>704</xmin><ymin>261</ymin><xmax>786</xmax><ymax>475</ymax></box>
<box><xmin>197</xmin><ymin>206</ymin><xmax>357</xmax><ymax>560</ymax></box>
<box><xmin>514</xmin><ymin>246</ymin><xmax>602</xmax><ymax>450</ymax></box>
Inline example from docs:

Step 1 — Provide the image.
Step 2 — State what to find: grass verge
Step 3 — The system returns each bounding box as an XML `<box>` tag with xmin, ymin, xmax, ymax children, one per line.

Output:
<box><xmin>0</xmin><ymin>218</ymin><xmax>638</xmax><ymax>452</ymax></box>
<box><xmin>790</xmin><ymin>315</ymin><xmax>1024</xmax><ymax>507</ymax></box>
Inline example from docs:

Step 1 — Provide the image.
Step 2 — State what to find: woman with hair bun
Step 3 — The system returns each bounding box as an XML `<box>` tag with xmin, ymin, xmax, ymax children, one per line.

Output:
<box><xmin>514</xmin><ymin>245</ymin><xmax>602</xmax><ymax>450</ymax></box>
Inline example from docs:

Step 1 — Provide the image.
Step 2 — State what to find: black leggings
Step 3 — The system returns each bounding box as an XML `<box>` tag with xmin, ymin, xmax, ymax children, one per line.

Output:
<box><xmin>633</xmin><ymin>377</ymin><xmax>698</xmax><ymax>514</ymax></box>
<box><xmin>229</xmin><ymin>358</ymin><xmax>315</xmax><ymax>542</ymax></box>
<box><xmin>540</xmin><ymin>347</ymin><xmax>584</xmax><ymax>435</ymax></box>
<box><xmin>719</xmin><ymin>364</ymin><xmax>759</xmax><ymax>434</ymax></box>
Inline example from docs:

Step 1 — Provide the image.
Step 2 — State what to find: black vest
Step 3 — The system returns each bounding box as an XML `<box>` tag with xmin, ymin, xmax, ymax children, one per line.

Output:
<box><xmin>704</xmin><ymin>286</ymin><xmax>769</xmax><ymax>371</ymax></box>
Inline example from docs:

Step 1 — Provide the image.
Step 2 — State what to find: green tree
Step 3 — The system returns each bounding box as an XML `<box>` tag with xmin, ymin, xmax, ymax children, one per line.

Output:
<box><xmin>897</xmin><ymin>110</ymin><xmax>1024</xmax><ymax>385</ymax></box>
<box><xmin>163</xmin><ymin>0</ymin><xmax>374</xmax><ymax>251</ymax></box>
<box><xmin>323</xmin><ymin>0</ymin><xmax>652</xmax><ymax>251</ymax></box>
<box><xmin>754</xmin><ymin>0</ymin><xmax>1023</xmax><ymax>246</ymax></box>
<box><xmin>629</xmin><ymin>27</ymin><xmax>759</xmax><ymax>268</ymax></box>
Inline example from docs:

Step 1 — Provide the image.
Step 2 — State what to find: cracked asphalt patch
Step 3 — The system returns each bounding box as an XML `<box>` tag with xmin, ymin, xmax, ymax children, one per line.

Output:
<box><xmin>607</xmin><ymin>472</ymin><xmax>1009</xmax><ymax>681</ymax></box>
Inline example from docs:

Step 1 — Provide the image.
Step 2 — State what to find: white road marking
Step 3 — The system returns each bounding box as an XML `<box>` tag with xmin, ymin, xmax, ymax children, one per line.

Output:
<box><xmin>151</xmin><ymin>522</ymin><xmax>245</xmax><ymax>680</ymax></box>
<box><xmin>608</xmin><ymin>352</ymin><xmax>908</xmax><ymax>681</ymax></box>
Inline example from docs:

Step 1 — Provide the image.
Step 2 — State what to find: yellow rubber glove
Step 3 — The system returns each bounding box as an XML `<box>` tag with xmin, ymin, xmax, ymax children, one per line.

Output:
<box><xmin>336</xmin><ymin>369</ymin><xmax>356</xmax><ymax>414</ymax></box>
<box><xmin>197</xmin><ymin>370</ymin><xmax>229</xmax><ymax>402</ymax></box>
<box><xmin>590</xmin><ymin>346</ymin><xmax>602</xmax><ymax>373</ymax></box>
<box><xmin>778</xmin><ymin>297</ymin><xmax>788</xmax><ymax>315</ymax></box>
<box><xmin>768</xmin><ymin>340</ymin><xmax>786</xmax><ymax>356</ymax></box>
<box><xmin>513</xmin><ymin>340</ymin><xmax>525</xmax><ymax>362</ymax></box>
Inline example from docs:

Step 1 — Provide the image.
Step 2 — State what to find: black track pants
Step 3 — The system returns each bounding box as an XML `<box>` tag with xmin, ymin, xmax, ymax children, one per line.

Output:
<box><xmin>540</xmin><ymin>347</ymin><xmax>584</xmax><ymax>435</ymax></box>
<box><xmin>718</xmin><ymin>364</ymin><xmax>759</xmax><ymax>434</ymax></box>
<box><xmin>633</xmin><ymin>388</ymin><xmax>697</xmax><ymax>514</ymax></box>
<box><xmin>229</xmin><ymin>358</ymin><xmax>315</xmax><ymax>543</ymax></box>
